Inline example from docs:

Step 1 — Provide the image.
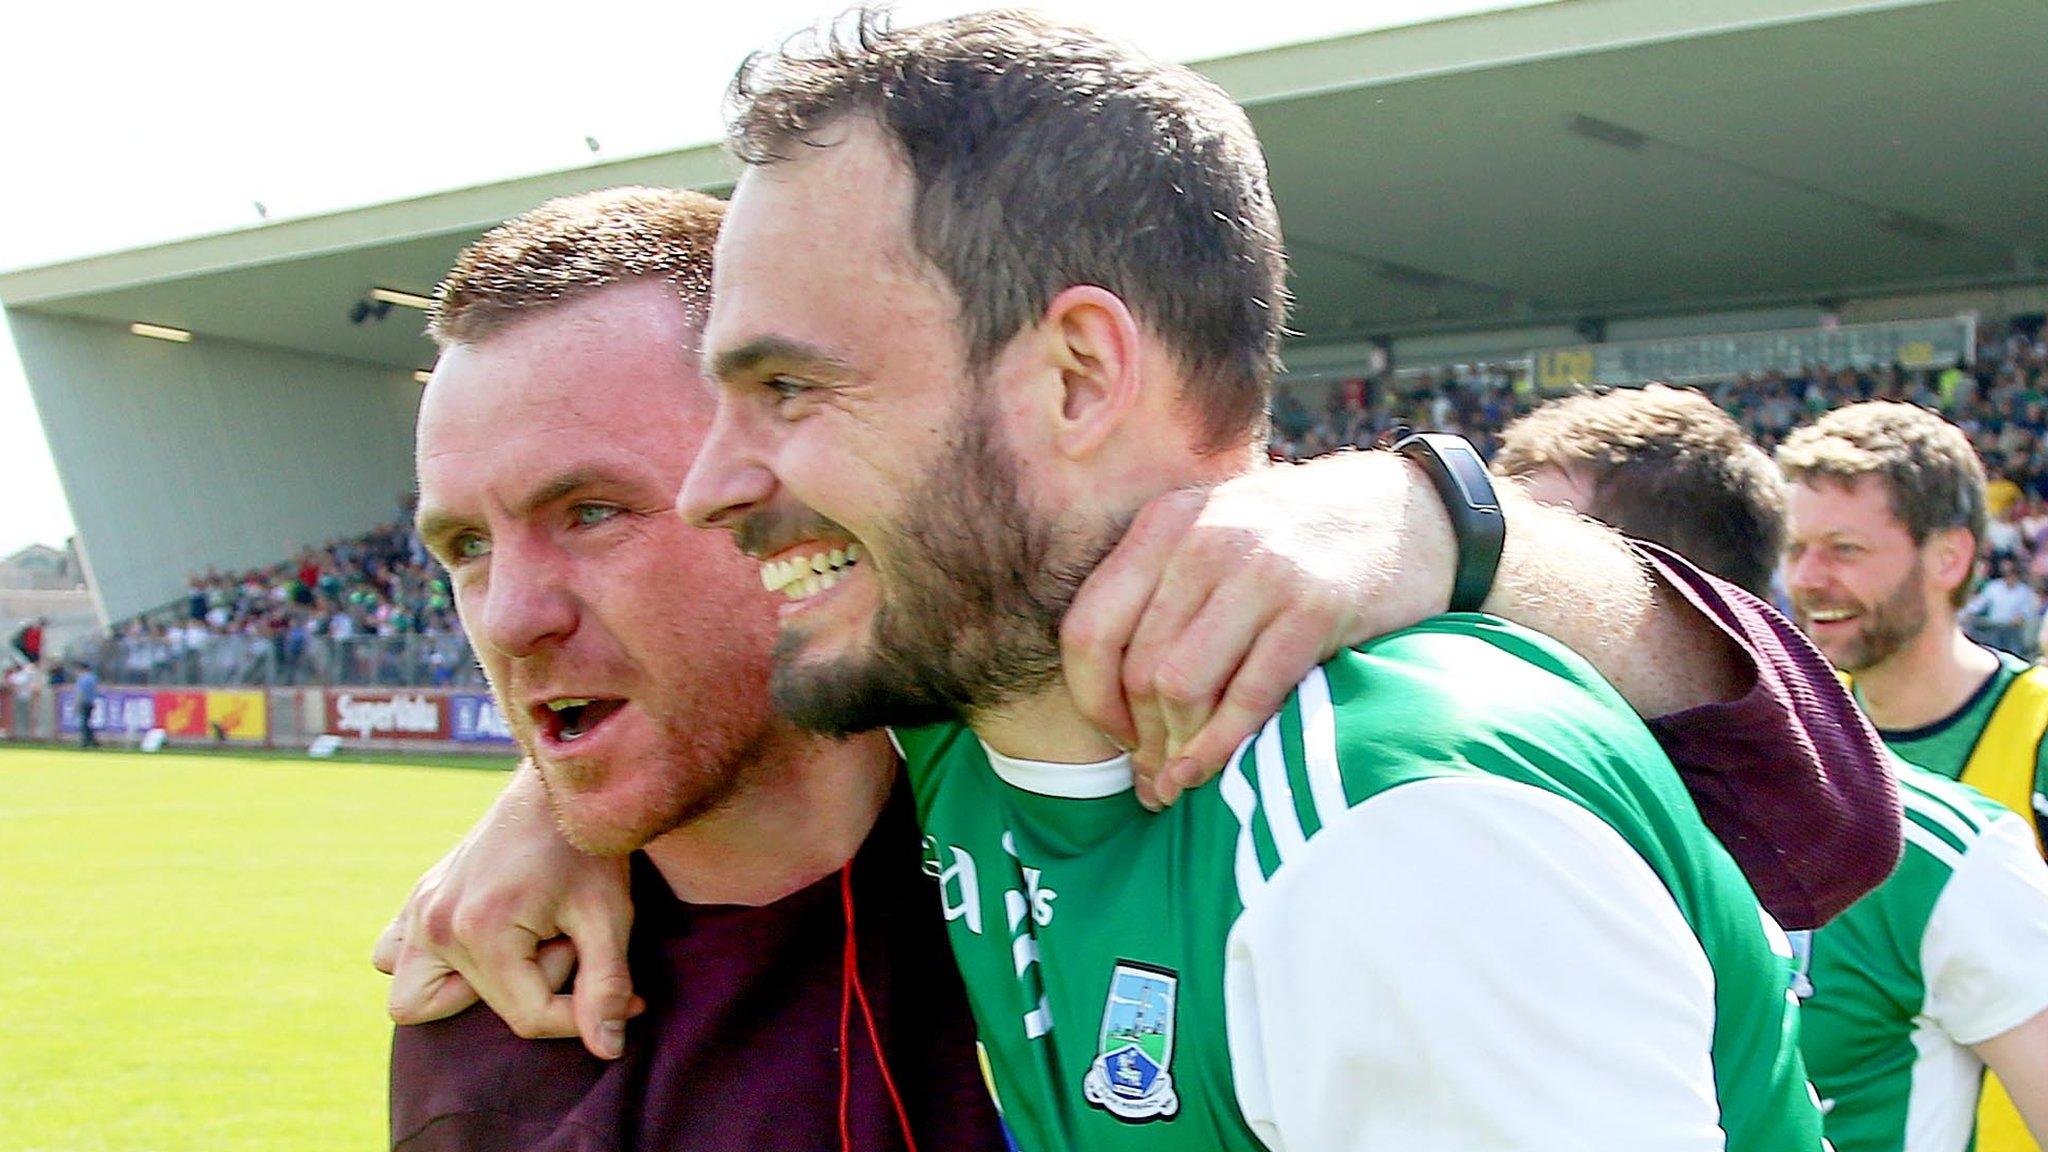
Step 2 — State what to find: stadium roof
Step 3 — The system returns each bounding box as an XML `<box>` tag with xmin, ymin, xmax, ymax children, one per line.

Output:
<box><xmin>4</xmin><ymin>0</ymin><xmax>2042</xmax><ymax>369</ymax></box>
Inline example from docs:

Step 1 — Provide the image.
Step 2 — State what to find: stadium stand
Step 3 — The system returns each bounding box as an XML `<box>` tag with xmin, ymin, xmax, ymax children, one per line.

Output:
<box><xmin>58</xmin><ymin>321</ymin><xmax>2048</xmax><ymax>688</ymax></box>
<box><xmin>68</xmin><ymin>516</ymin><xmax>475</xmax><ymax>690</ymax></box>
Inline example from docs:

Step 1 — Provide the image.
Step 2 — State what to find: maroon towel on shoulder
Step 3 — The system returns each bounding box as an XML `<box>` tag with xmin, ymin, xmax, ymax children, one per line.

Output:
<box><xmin>1636</xmin><ymin>541</ymin><xmax>1901</xmax><ymax>930</ymax></box>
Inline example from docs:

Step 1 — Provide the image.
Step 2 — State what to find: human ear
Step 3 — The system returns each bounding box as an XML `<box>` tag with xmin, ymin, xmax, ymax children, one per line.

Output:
<box><xmin>1926</xmin><ymin>526</ymin><xmax>1979</xmax><ymax>598</ymax></box>
<box><xmin>1039</xmin><ymin>285</ymin><xmax>1143</xmax><ymax>461</ymax></box>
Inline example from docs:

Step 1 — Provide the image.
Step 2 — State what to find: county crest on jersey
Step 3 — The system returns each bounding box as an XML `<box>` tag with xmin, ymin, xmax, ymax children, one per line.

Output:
<box><xmin>1082</xmin><ymin>962</ymin><xmax>1180</xmax><ymax>1121</ymax></box>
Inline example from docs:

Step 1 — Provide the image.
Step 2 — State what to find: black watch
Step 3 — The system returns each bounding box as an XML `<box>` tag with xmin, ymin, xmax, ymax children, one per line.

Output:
<box><xmin>1391</xmin><ymin>432</ymin><xmax>1504</xmax><ymax>614</ymax></box>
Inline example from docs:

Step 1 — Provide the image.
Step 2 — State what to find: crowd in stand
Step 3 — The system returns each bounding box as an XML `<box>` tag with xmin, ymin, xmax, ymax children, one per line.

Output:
<box><xmin>1272</xmin><ymin>327</ymin><xmax>2048</xmax><ymax>656</ymax></box>
<box><xmin>80</xmin><ymin>518</ymin><xmax>477</xmax><ymax>687</ymax></box>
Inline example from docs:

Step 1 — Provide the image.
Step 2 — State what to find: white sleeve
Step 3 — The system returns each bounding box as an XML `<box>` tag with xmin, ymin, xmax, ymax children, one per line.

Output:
<box><xmin>1223</xmin><ymin>775</ymin><xmax>1728</xmax><ymax>1152</ymax></box>
<box><xmin>1921</xmin><ymin>812</ymin><xmax>2048</xmax><ymax>1046</ymax></box>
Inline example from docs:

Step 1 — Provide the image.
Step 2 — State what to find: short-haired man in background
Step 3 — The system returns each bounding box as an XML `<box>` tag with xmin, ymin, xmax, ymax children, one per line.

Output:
<box><xmin>1779</xmin><ymin>403</ymin><xmax>2048</xmax><ymax>853</ymax></box>
<box><xmin>1491</xmin><ymin>383</ymin><xmax>1786</xmax><ymax>597</ymax></box>
<box><xmin>1496</xmin><ymin>384</ymin><xmax>2048</xmax><ymax>1152</ymax></box>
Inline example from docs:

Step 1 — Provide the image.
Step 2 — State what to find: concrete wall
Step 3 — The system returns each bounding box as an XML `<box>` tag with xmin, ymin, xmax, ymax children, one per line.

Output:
<box><xmin>7</xmin><ymin>310</ymin><xmax>422</xmax><ymax>621</ymax></box>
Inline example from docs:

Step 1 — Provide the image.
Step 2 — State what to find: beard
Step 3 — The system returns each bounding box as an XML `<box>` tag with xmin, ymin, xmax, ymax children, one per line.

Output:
<box><xmin>528</xmin><ymin>712</ymin><xmax>768</xmax><ymax>857</ymax></box>
<box><xmin>1796</xmin><ymin>555</ymin><xmax>1931</xmax><ymax>674</ymax></box>
<box><xmin>493</xmin><ymin>619</ymin><xmax>786</xmax><ymax>858</ymax></box>
<box><xmin>768</xmin><ymin>392</ymin><xmax>1121</xmax><ymax>737</ymax></box>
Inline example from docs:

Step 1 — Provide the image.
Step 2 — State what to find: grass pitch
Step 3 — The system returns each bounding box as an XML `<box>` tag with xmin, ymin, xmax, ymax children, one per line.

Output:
<box><xmin>0</xmin><ymin>745</ymin><xmax>512</xmax><ymax>1151</ymax></box>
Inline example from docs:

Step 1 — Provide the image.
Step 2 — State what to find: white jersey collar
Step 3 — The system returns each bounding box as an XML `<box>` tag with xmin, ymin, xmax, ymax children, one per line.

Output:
<box><xmin>979</xmin><ymin>738</ymin><xmax>1134</xmax><ymax>799</ymax></box>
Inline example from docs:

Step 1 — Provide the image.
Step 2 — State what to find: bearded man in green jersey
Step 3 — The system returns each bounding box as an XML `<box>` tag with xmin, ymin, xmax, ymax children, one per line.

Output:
<box><xmin>1779</xmin><ymin>403</ymin><xmax>2048</xmax><ymax>1149</ymax></box>
<box><xmin>1780</xmin><ymin>403</ymin><xmax>2048</xmax><ymax>854</ymax></box>
<box><xmin>681</xmin><ymin>10</ymin><xmax>1824</xmax><ymax>1149</ymax></box>
<box><xmin>1498</xmin><ymin>386</ymin><xmax>2048</xmax><ymax>1152</ymax></box>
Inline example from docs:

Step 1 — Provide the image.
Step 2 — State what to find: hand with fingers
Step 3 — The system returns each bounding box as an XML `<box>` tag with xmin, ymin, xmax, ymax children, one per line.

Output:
<box><xmin>1066</xmin><ymin>451</ymin><xmax>1454</xmax><ymax>809</ymax></box>
<box><xmin>373</xmin><ymin>761</ymin><xmax>641</xmax><ymax>1059</ymax></box>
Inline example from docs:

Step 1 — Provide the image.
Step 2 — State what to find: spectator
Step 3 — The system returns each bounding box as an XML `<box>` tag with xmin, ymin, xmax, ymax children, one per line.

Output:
<box><xmin>8</xmin><ymin>616</ymin><xmax>44</xmax><ymax>667</ymax></box>
<box><xmin>1986</xmin><ymin>502</ymin><xmax>2026</xmax><ymax>562</ymax></box>
<box><xmin>1964</xmin><ymin>555</ymin><xmax>2041</xmax><ymax>656</ymax></box>
<box><xmin>1989</xmin><ymin>467</ymin><xmax>2026</xmax><ymax>521</ymax></box>
<box><xmin>73</xmin><ymin>661</ymin><xmax>100</xmax><ymax>749</ymax></box>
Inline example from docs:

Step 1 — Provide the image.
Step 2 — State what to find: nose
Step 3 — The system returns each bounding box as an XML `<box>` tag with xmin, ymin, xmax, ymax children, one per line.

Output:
<box><xmin>679</xmin><ymin>401</ymin><xmax>776</xmax><ymax>533</ymax></box>
<box><xmin>476</xmin><ymin>536</ymin><xmax>578</xmax><ymax>659</ymax></box>
<box><xmin>1782</xmin><ymin>548</ymin><xmax>1826</xmax><ymax>599</ymax></box>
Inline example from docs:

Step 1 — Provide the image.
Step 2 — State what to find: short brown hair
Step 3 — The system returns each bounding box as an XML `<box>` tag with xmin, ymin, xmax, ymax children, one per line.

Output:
<box><xmin>429</xmin><ymin>187</ymin><xmax>725</xmax><ymax>347</ymax></box>
<box><xmin>726</xmin><ymin>7</ymin><xmax>1287</xmax><ymax>451</ymax></box>
<box><xmin>1494</xmin><ymin>385</ymin><xmax>1785</xmax><ymax>598</ymax></box>
<box><xmin>1776</xmin><ymin>401</ymin><xmax>1987</xmax><ymax>605</ymax></box>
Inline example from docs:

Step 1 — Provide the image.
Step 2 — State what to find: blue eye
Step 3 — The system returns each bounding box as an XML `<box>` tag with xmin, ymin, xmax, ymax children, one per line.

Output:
<box><xmin>767</xmin><ymin>376</ymin><xmax>809</xmax><ymax>400</ymax></box>
<box><xmin>573</xmin><ymin>504</ymin><xmax>621</xmax><ymax>528</ymax></box>
<box><xmin>453</xmin><ymin>534</ymin><xmax>491</xmax><ymax>561</ymax></box>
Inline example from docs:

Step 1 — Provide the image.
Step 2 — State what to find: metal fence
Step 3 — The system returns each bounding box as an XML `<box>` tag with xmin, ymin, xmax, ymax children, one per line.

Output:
<box><xmin>67</xmin><ymin>633</ymin><xmax>484</xmax><ymax>689</ymax></box>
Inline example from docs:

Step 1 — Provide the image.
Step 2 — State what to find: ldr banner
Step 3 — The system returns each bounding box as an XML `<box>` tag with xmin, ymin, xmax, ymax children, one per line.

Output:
<box><xmin>449</xmin><ymin>692</ymin><xmax>516</xmax><ymax>745</ymax></box>
<box><xmin>1532</xmin><ymin>315</ymin><xmax>1976</xmax><ymax>391</ymax></box>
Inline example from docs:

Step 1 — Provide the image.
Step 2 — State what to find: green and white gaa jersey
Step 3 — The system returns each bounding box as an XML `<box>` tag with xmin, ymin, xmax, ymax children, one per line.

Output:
<box><xmin>1791</xmin><ymin>763</ymin><xmax>2048</xmax><ymax>1152</ymax></box>
<box><xmin>894</xmin><ymin>615</ymin><xmax>1824</xmax><ymax>1151</ymax></box>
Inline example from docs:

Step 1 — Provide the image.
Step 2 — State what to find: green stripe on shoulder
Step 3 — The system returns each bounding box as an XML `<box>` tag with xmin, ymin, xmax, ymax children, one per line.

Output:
<box><xmin>1235</xmin><ymin>733</ymin><xmax>1284</xmax><ymax>881</ymax></box>
<box><xmin>1898</xmin><ymin>769</ymin><xmax>1986</xmax><ymax>836</ymax></box>
<box><xmin>1274</xmin><ymin>691</ymin><xmax>1326</xmax><ymax>841</ymax></box>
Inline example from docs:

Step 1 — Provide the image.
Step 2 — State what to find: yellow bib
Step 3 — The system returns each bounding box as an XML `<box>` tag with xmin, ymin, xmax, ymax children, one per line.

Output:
<box><xmin>1956</xmin><ymin>666</ymin><xmax>2046</xmax><ymax>1152</ymax></box>
<box><xmin>1960</xmin><ymin>665</ymin><xmax>2048</xmax><ymax>857</ymax></box>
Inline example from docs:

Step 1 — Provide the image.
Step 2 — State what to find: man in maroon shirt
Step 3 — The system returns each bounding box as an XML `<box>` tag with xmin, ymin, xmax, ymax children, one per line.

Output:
<box><xmin>385</xmin><ymin>185</ymin><xmax>1896</xmax><ymax>1144</ymax></box>
<box><xmin>394</xmin><ymin>188</ymin><xmax>1003</xmax><ymax>1151</ymax></box>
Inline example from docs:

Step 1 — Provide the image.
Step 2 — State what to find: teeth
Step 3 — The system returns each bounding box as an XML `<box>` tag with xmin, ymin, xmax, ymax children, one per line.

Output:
<box><xmin>547</xmin><ymin>698</ymin><xmax>595</xmax><ymax>712</ymax></box>
<box><xmin>761</xmin><ymin>544</ymin><xmax>863</xmax><ymax>595</ymax></box>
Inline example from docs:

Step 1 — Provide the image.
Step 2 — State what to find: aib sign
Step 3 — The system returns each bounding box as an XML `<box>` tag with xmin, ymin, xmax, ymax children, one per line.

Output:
<box><xmin>450</xmin><ymin>693</ymin><xmax>516</xmax><ymax>745</ymax></box>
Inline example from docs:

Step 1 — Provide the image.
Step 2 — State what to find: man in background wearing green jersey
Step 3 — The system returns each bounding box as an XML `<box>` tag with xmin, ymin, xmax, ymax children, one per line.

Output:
<box><xmin>682</xmin><ymin>10</ymin><xmax>1824</xmax><ymax>1149</ymax></box>
<box><xmin>1779</xmin><ymin>401</ymin><xmax>2048</xmax><ymax>1150</ymax></box>
<box><xmin>1780</xmin><ymin>402</ymin><xmax>2048</xmax><ymax>856</ymax></box>
<box><xmin>1497</xmin><ymin>386</ymin><xmax>2048</xmax><ymax>1152</ymax></box>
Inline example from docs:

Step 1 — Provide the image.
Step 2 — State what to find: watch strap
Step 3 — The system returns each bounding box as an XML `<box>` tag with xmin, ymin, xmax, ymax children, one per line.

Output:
<box><xmin>1392</xmin><ymin>432</ymin><xmax>1505</xmax><ymax>614</ymax></box>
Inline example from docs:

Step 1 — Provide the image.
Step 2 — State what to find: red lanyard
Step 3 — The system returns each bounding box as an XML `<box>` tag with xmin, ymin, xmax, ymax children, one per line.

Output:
<box><xmin>839</xmin><ymin>861</ymin><xmax>919</xmax><ymax>1152</ymax></box>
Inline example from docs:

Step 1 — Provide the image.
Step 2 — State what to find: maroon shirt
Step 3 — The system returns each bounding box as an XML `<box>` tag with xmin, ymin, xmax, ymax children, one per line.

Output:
<box><xmin>389</xmin><ymin>786</ymin><xmax>1005</xmax><ymax>1152</ymax></box>
<box><xmin>1635</xmin><ymin>541</ymin><xmax>1900</xmax><ymax>930</ymax></box>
